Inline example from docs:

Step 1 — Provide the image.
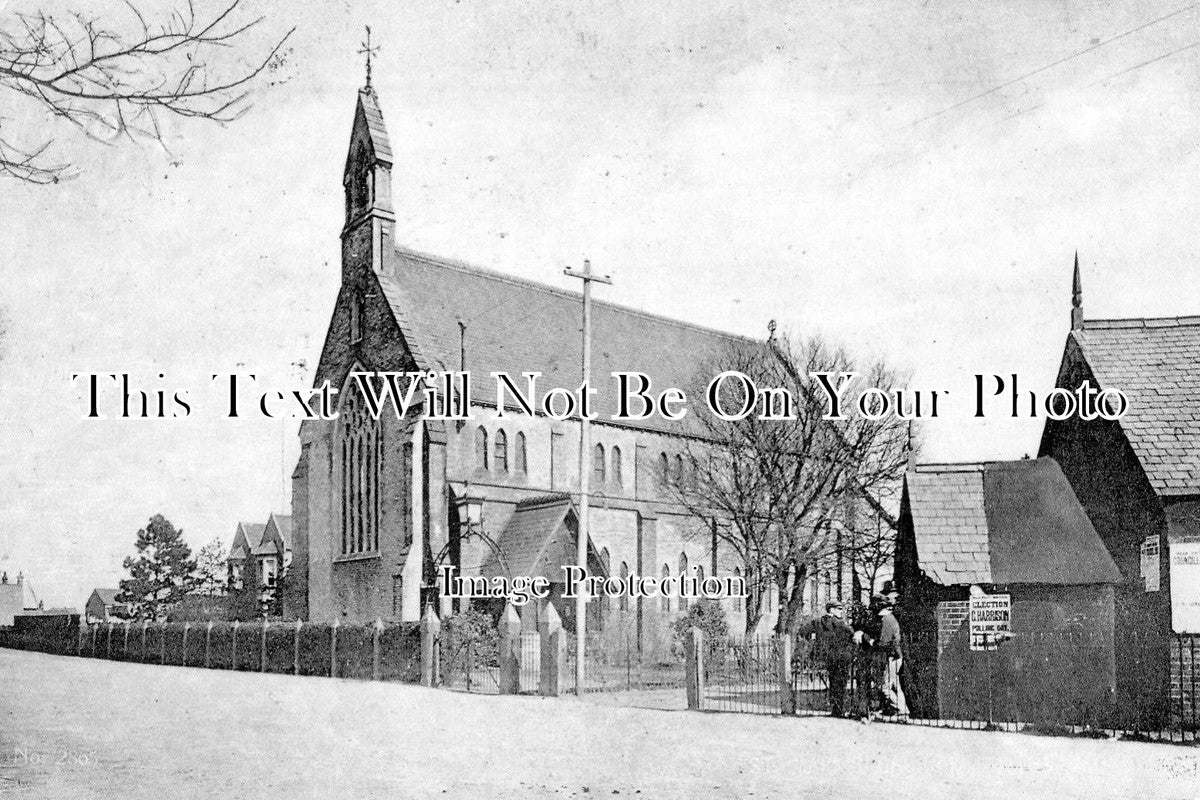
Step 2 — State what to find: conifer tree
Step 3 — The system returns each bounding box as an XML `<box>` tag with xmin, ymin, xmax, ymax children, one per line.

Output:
<box><xmin>116</xmin><ymin>514</ymin><xmax>197</xmax><ymax>621</ymax></box>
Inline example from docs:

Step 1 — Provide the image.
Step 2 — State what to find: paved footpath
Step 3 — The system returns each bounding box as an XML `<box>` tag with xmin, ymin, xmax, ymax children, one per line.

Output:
<box><xmin>0</xmin><ymin>649</ymin><xmax>1196</xmax><ymax>799</ymax></box>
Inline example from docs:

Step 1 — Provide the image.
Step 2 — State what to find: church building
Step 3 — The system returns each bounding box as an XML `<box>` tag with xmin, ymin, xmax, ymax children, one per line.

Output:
<box><xmin>286</xmin><ymin>81</ymin><xmax>855</xmax><ymax>654</ymax></box>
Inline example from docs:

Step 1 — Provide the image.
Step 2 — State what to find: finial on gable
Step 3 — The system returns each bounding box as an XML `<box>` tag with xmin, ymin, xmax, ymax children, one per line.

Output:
<box><xmin>1071</xmin><ymin>251</ymin><xmax>1083</xmax><ymax>331</ymax></box>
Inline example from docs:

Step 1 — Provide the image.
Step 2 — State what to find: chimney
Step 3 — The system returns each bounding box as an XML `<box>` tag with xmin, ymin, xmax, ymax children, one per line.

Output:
<box><xmin>1071</xmin><ymin>252</ymin><xmax>1084</xmax><ymax>331</ymax></box>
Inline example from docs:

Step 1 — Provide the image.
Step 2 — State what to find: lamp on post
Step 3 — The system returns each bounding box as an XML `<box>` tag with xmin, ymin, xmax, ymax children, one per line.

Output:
<box><xmin>455</xmin><ymin>494</ymin><xmax>484</xmax><ymax>533</ymax></box>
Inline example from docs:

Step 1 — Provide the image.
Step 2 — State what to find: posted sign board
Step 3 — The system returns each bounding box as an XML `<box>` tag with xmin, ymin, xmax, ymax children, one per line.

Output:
<box><xmin>969</xmin><ymin>593</ymin><xmax>1011</xmax><ymax>651</ymax></box>
<box><xmin>1170</xmin><ymin>541</ymin><xmax>1200</xmax><ymax>634</ymax></box>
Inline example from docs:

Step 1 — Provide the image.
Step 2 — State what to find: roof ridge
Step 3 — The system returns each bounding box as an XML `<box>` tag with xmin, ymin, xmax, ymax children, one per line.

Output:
<box><xmin>394</xmin><ymin>244</ymin><xmax>759</xmax><ymax>345</ymax></box>
<box><xmin>1084</xmin><ymin>315</ymin><xmax>1200</xmax><ymax>330</ymax></box>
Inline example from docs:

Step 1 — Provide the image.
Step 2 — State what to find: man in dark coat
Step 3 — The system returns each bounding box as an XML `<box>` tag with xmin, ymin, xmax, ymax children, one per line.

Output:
<box><xmin>812</xmin><ymin>600</ymin><xmax>855</xmax><ymax>717</ymax></box>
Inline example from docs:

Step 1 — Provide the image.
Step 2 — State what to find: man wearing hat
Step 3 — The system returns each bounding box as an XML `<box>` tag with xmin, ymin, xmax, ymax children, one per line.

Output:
<box><xmin>810</xmin><ymin>600</ymin><xmax>855</xmax><ymax>717</ymax></box>
<box><xmin>875</xmin><ymin>581</ymin><xmax>908</xmax><ymax>718</ymax></box>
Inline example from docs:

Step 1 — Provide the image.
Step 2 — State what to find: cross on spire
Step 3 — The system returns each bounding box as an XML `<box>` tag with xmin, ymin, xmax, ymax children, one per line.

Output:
<box><xmin>358</xmin><ymin>25</ymin><xmax>380</xmax><ymax>88</ymax></box>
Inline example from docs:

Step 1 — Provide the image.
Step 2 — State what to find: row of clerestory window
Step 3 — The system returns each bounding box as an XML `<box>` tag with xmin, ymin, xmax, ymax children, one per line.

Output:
<box><xmin>474</xmin><ymin>427</ymin><xmax>528</xmax><ymax>475</ymax></box>
<box><xmin>472</xmin><ymin>426</ymin><xmax>694</xmax><ymax>497</ymax></box>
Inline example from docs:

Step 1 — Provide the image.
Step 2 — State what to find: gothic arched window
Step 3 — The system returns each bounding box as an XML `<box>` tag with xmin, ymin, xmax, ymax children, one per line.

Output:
<box><xmin>661</xmin><ymin>564</ymin><xmax>671</xmax><ymax>613</ymax></box>
<box><xmin>611</xmin><ymin>446</ymin><xmax>623</xmax><ymax>487</ymax></box>
<box><xmin>350</xmin><ymin>291</ymin><xmax>363</xmax><ymax>345</ymax></box>
<box><xmin>515</xmin><ymin>432</ymin><xmax>528</xmax><ymax>475</ymax></box>
<box><xmin>600</xmin><ymin>548</ymin><xmax>612</xmax><ymax>611</ymax></box>
<box><xmin>475</xmin><ymin>427</ymin><xmax>489</xmax><ymax>470</ymax></box>
<box><xmin>679</xmin><ymin>552</ymin><xmax>690</xmax><ymax>611</ymax></box>
<box><xmin>696</xmin><ymin>564</ymin><xmax>706</xmax><ymax>599</ymax></box>
<box><xmin>674</xmin><ymin>454</ymin><xmax>685</xmax><ymax>487</ymax></box>
<box><xmin>494</xmin><ymin>429</ymin><xmax>509</xmax><ymax>473</ymax></box>
<box><xmin>658</xmin><ymin>452</ymin><xmax>670</xmax><ymax>491</ymax></box>
<box><xmin>619</xmin><ymin>562</ymin><xmax>630</xmax><ymax>612</ymax></box>
<box><xmin>340</xmin><ymin>386</ymin><xmax>381</xmax><ymax>556</ymax></box>
<box><xmin>733</xmin><ymin>567</ymin><xmax>743</xmax><ymax>611</ymax></box>
<box><xmin>593</xmin><ymin>443</ymin><xmax>606</xmax><ymax>485</ymax></box>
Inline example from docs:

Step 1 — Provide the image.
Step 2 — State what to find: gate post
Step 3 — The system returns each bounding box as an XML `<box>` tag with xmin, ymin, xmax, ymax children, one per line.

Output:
<box><xmin>499</xmin><ymin>603</ymin><xmax>522</xmax><ymax>694</ymax></box>
<box><xmin>232</xmin><ymin>620</ymin><xmax>240</xmax><ymax>669</ymax></box>
<box><xmin>540</xmin><ymin>602</ymin><xmax>566</xmax><ymax>696</ymax></box>
<box><xmin>141</xmin><ymin>620</ymin><xmax>148</xmax><ymax>661</ymax></box>
<box><xmin>372</xmin><ymin>618</ymin><xmax>383</xmax><ymax>681</ymax></box>
<box><xmin>330</xmin><ymin>618</ymin><xmax>339</xmax><ymax>679</ymax></box>
<box><xmin>293</xmin><ymin>619</ymin><xmax>303</xmax><ymax>676</ymax></box>
<box><xmin>686</xmin><ymin>626</ymin><xmax>705</xmax><ymax>710</ymax></box>
<box><xmin>779</xmin><ymin>635</ymin><xmax>795</xmax><ymax>715</ymax></box>
<box><xmin>160</xmin><ymin>623</ymin><xmax>167</xmax><ymax>664</ymax></box>
<box><xmin>205</xmin><ymin>621</ymin><xmax>213</xmax><ymax>668</ymax></box>
<box><xmin>420</xmin><ymin>605</ymin><xmax>440</xmax><ymax>687</ymax></box>
<box><xmin>182</xmin><ymin>623</ymin><xmax>191</xmax><ymax>667</ymax></box>
<box><xmin>261</xmin><ymin>621</ymin><xmax>269</xmax><ymax>672</ymax></box>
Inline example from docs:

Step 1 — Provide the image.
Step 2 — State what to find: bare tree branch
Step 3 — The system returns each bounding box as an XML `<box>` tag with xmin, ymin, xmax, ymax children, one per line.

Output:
<box><xmin>665</xmin><ymin>334</ymin><xmax>913</xmax><ymax>637</ymax></box>
<box><xmin>0</xmin><ymin>0</ymin><xmax>294</xmax><ymax>183</ymax></box>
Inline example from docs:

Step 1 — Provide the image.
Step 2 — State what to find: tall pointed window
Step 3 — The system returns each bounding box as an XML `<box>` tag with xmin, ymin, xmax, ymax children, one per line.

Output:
<box><xmin>619</xmin><ymin>562</ymin><xmax>630</xmax><ymax>612</ymax></box>
<box><xmin>340</xmin><ymin>386</ymin><xmax>381</xmax><ymax>556</ymax></box>
<box><xmin>350</xmin><ymin>291</ymin><xmax>363</xmax><ymax>345</ymax></box>
<box><xmin>658</xmin><ymin>452</ymin><xmax>670</xmax><ymax>491</ymax></box>
<box><xmin>611</xmin><ymin>446</ymin><xmax>623</xmax><ymax>488</ymax></box>
<box><xmin>475</xmin><ymin>427</ymin><xmax>489</xmax><ymax>470</ymax></box>
<box><xmin>495</xmin><ymin>429</ymin><xmax>509</xmax><ymax>473</ymax></box>
<box><xmin>600</xmin><ymin>548</ymin><xmax>612</xmax><ymax>611</ymax></box>
<box><xmin>679</xmin><ymin>552</ymin><xmax>690</xmax><ymax>611</ymax></box>
<box><xmin>515</xmin><ymin>432</ymin><xmax>528</xmax><ymax>475</ymax></box>
<box><xmin>733</xmin><ymin>567</ymin><xmax>743</xmax><ymax>611</ymax></box>
<box><xmin>593</xmin><ymin>443</ymin><xmax>606</xmax><ymax>484</ymax></box>
<box><xmin>661</xmin><ymin>564</ymin><xmax>671</xmax><ymax>613</ymax></box>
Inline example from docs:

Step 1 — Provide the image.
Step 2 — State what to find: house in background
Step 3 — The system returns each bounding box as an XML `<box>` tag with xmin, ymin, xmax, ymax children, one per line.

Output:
<box><xmin>226</xmin><ymin>515</ymin><xmax>293</xmax><ymax>617</ymax></box>
<box><xmin>0</xmin><ymin>572</ymin><xmax>37</xmax><ymax>627</ymax></box>
<box><xmin>84</xmin><ymin>588</ymin><xmax>131</xmax><ymax>623</ymax></box>
<box><xmin>228</xmin><ymin>521</ymin><xmax>266</xmax><ymax>590</ymax></box>
<box><xmin>894</xmin><ymin>457</ymin><xmax>1122</xmax><ymax>723</ymax></box>
<box><xmin>1040</xmin><ymin>264</ymin><xmax>1200</xmax><ymax>727</ymax></box>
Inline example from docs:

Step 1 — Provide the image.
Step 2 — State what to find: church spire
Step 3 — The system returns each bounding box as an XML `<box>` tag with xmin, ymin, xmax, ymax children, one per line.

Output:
<box><xmin>1071</xmin><ymin>251</ymin><xmax>1083</xmax><ymax>331</ymax></box>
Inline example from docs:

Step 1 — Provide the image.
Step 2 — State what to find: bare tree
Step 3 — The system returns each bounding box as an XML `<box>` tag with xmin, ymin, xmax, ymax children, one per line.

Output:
<box><xmin>0</xmin><ymin>0</ymin><xmax>293</xmax><ymax>183</ymax></box>
<box><xmin>668</xmin><ymin>335</ymin><xmax>910</xmax><ymax>637</ymax></box>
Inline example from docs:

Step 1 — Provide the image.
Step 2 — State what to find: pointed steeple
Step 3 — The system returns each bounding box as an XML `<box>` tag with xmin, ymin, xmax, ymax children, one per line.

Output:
<box><xmin>1071</xmin><ymin>252</ymin><xmax>1084</xmax><ymax>331</ymax></box>
<box><xmin>341</xmin><ymin>84</ymin><xmax>395</xmax><ymax>280</ymax></box>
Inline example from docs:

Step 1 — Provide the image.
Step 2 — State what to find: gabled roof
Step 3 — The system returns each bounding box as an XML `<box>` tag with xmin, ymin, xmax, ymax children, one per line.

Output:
<box><xmin>480</xmin><ymin>495</ymin><xmax>605</xmax><ymax>580</ymax></box>
<box><xmin>906</xmin><ymin>458</ymin><xmax>1121</xmax><ymax>586</ymax></box>
<box><xmin>268</xmin><ymin>513</ymin><xmax>293</xmax><ymax>550</ymax></box>
<box><xmin>230</xmin><ymin>522</ymin><xmax>264</xmax><ymax>563</ymax></box>
<box><xmin>377</xmin><ymin>247</ymin><xmax>750</xmax><ymax>436</ymax></box>
<box><xmin>92</xmin><ymin>588</ymin><xmax>119</xmax><ymax>605</ymax></box>
<box><xmin>1070</xmin><ymin>317</ymin><xmax>1200</xmax><ymax>496</ymax></box>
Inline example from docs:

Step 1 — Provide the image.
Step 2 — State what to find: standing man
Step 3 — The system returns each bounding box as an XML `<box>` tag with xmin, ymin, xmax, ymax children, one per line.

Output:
<box><xmin>875</xmin><ymin>581</ymin><xmax>908</xmax><ymax>719</ymax></box>
<box><xmin>812</xmin><ymin>600</ymin><xmax>854</xmax><ymax>717</ymax></box>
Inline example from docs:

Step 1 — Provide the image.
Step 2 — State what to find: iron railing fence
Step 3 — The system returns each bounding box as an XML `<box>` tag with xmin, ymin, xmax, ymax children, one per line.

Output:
<box><xmin>702</xmin><ymin>635</ymin><xmax>784</xmax><ymax>714</ymax></box>
<box><xmin>689</xmin><ymin>628</ymin><xmax>1200</xmax><ymax>744</ymax></box>
<box><xmin>563</xmin><ymin>632</ymin><xmax>688</xmax><ymax>694</ymax></box>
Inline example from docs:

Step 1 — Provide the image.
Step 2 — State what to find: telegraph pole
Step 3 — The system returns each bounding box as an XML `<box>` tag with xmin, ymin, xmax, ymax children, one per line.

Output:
<box><xmin>564</xmin><ymin>258</ymin><xmax>611</xmax><ymax>696</ymax></box>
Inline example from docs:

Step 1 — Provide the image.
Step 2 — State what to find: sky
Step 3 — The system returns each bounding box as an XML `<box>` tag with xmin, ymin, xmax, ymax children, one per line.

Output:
<box><xmin>2</xmin><ymin>0</ymin><xmax>1200</xmax><ymax>605</ymax></box>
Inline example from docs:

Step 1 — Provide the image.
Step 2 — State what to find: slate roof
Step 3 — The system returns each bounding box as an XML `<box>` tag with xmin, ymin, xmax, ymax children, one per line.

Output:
<box><xmin>906</xmin><ymin>458</ymin><xmax>1121</xmax><ymax>586</ymax></box>
<box><xmin>1071</xmin><ymin>317</ymin><xmax>1200</xmax><ymax>496</ymax></box>
<box><xmin>377</xmin><ymin>247</ymin><xmax>751</xmax><ymax>436</ymax></box>
<box><xmin>480</xmin><ymin>495</ymin><xmax>606</xmax><ymax>580</ymax></box>
<box><xmin>351</xmin><ymin>88</ymin><xmax>392</xmax><ymax>165</ymax></box>
<box><xmin>272</xmin><ymin>515</ymin><xmax>293</xmax><ymax>550</ymax></box>
<box><xmin>92</xmin><ymin>588</ymin><xmax>119</xmax><ymax>605</ymax></box>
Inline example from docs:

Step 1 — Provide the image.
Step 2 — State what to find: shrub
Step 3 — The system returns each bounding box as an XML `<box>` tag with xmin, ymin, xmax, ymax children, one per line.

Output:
<box><xmin>670</xmin><ymin>598</ymin><xmax>730</xmax><ymax>656</ymax></box>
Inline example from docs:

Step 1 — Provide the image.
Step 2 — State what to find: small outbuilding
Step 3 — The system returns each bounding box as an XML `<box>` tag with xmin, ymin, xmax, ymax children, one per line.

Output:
<box><xmin>894</xmin><ymin>457</ymin><xmax>1122</xmax><ymax>725</ymax></box>
<box><xmin>85</xmin><ymin>588</ymin><xmax>131</xmax><ymax>623</ymax></box>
